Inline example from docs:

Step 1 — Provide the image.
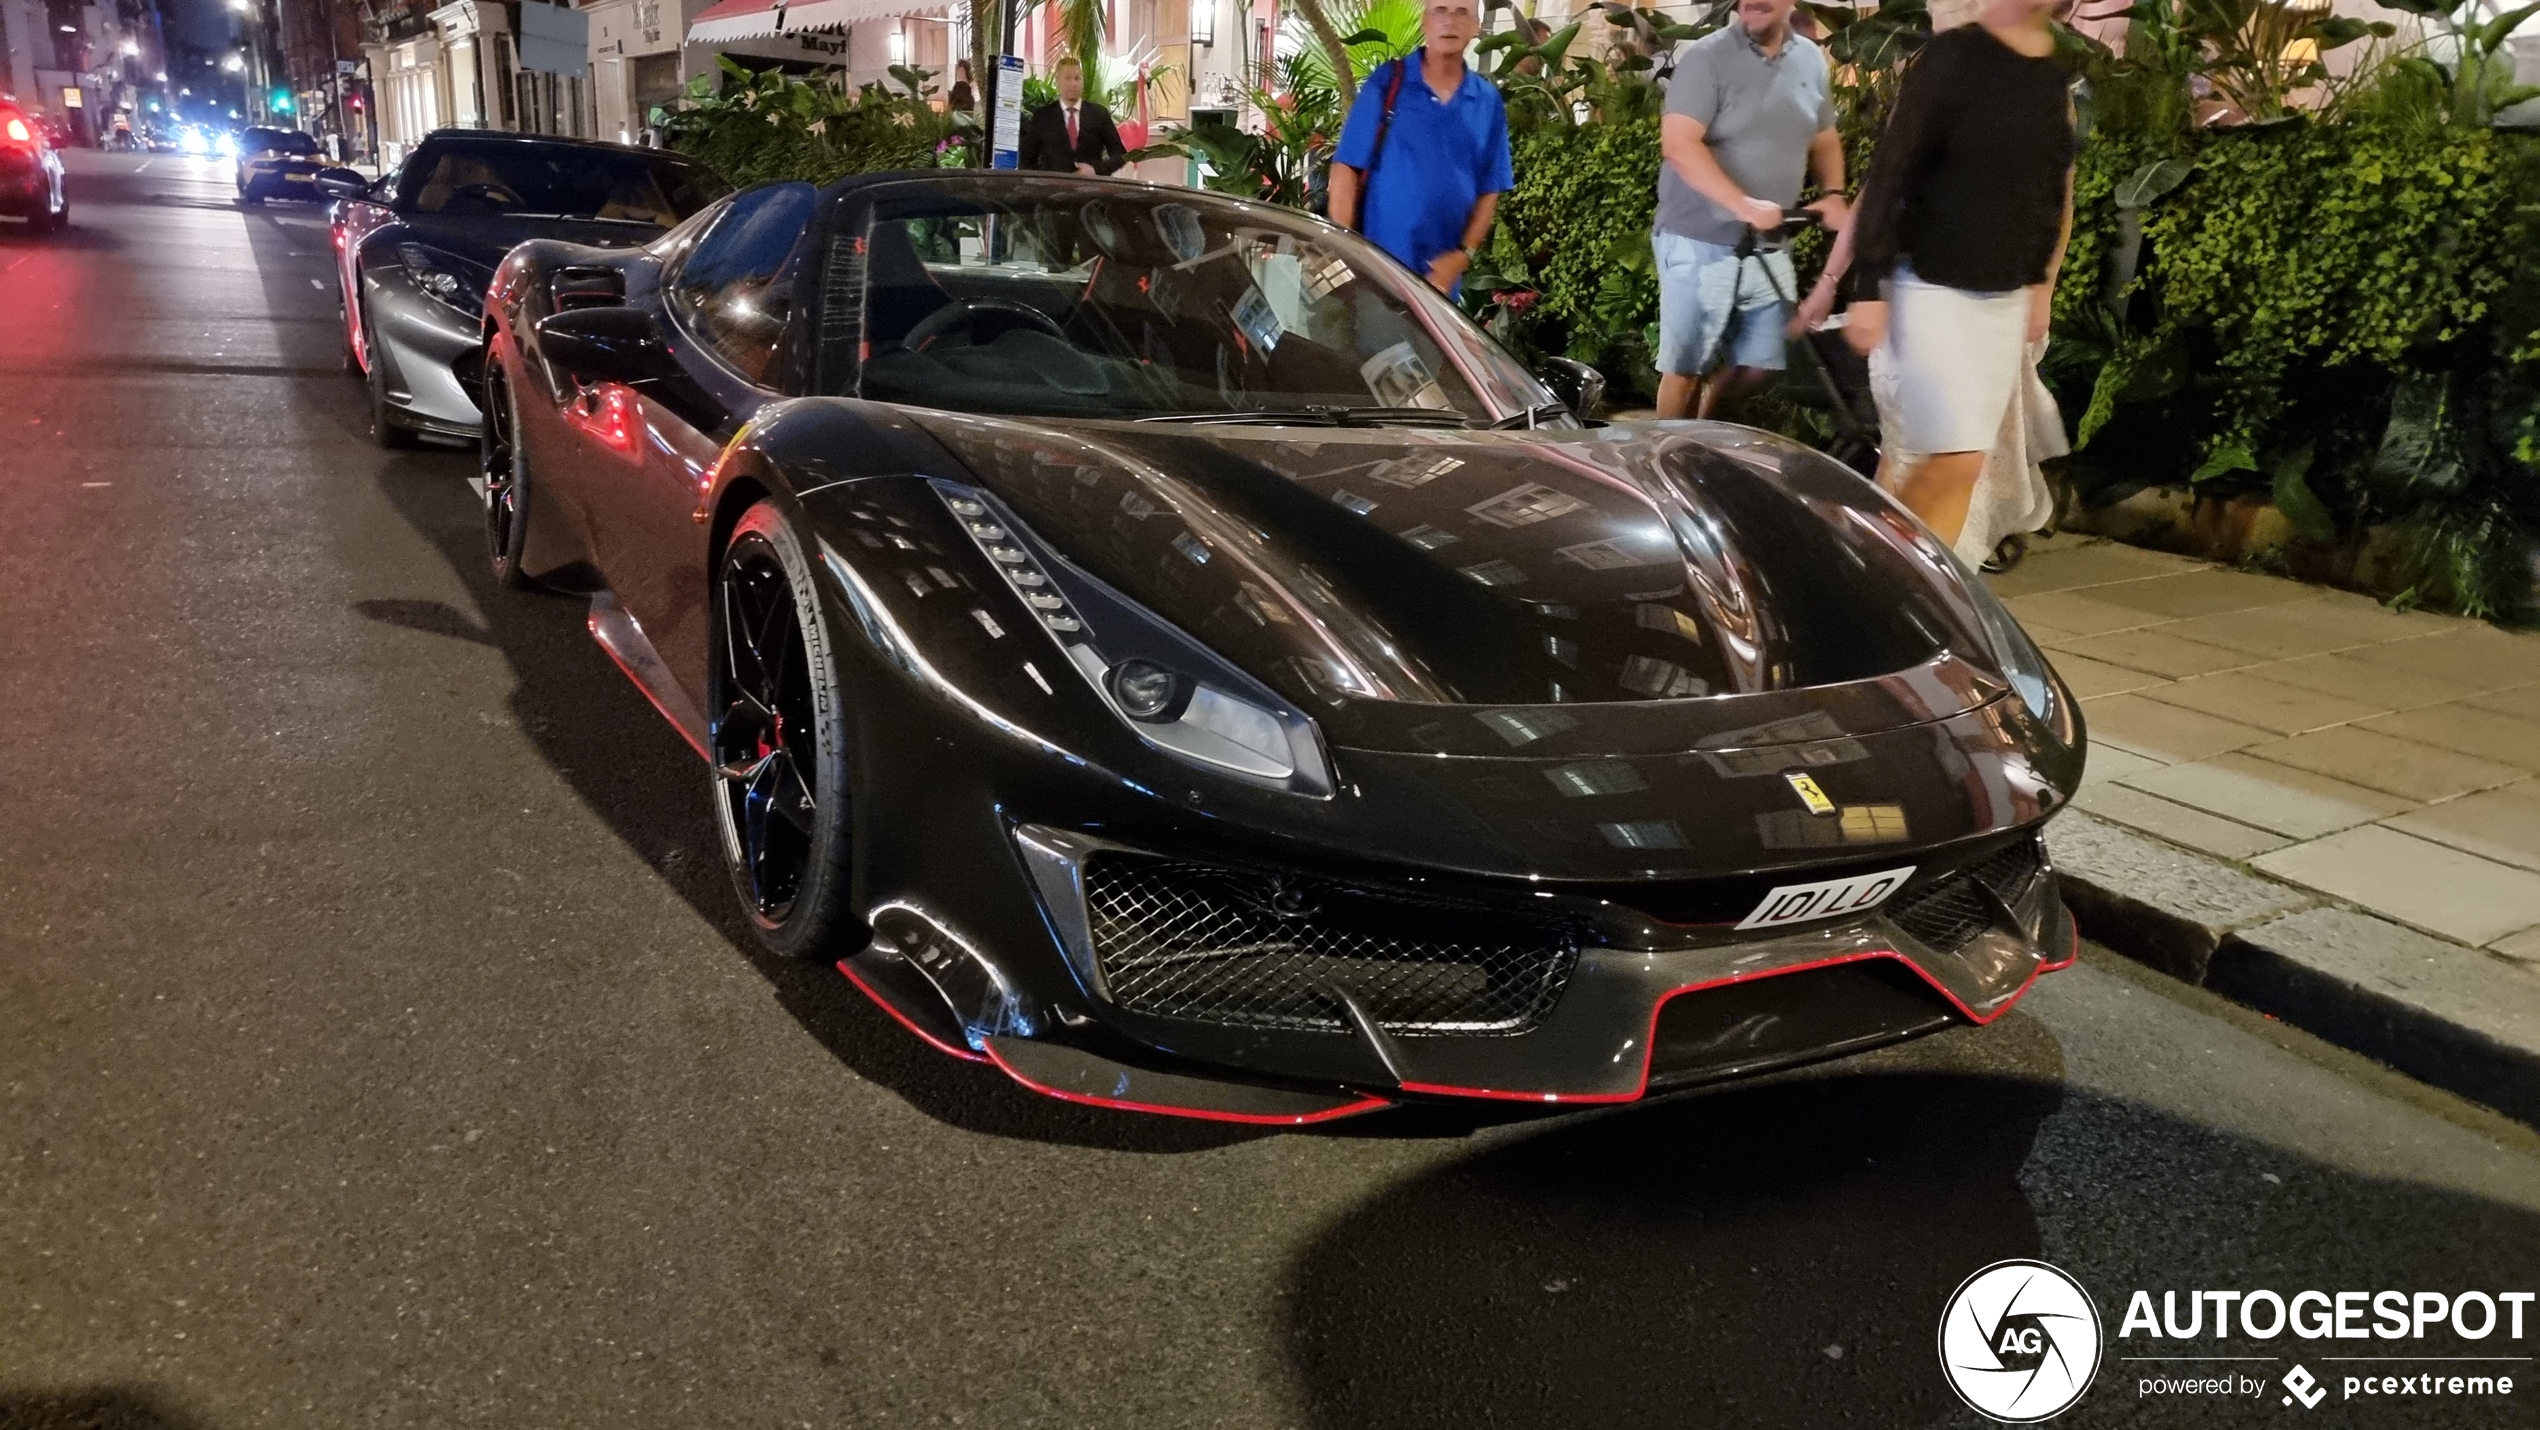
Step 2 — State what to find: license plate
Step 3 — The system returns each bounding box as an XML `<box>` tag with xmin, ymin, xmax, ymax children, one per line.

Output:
<box><xmin>1735</xmin><ymin>865</ymin><xmax>1916</xmax><ymax>931</ymax></box>
<box><xmin>284</xmin><ymin>170</ymin><xmax>313</xmax><ymax>180</ymax></box>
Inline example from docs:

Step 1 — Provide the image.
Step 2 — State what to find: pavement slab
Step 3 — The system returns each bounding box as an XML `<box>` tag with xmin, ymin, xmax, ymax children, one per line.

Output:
<box><xmin>2241</xmin><ymin>724</ymin><xmax>2526</xmax><ymax>802</ymax></box>
<box><xmin>2359</xmin><ymin>701</ymin><xmax>2540</xmax><ymax>773</ymax></box>
<box><xmin>2382</xmin><ymin>782</ymin><xmax>2540</xmax><ymax>874</ymax></box>
<box><xmin>2119</xmin><ymin>751</ymin><xmax>2414</xmax><ymax>839</ymax></box>
<box><xmin>2253</xmin><ymin>825</ymin><xmax>2540</xmax><ymax>946</ymax></box>
<box><xmin>2045</xmin><ymin>627</ymin><xmax>2259</xmax><ymax>679</ymax></box>
<box><xmin>2135</xmin><ymin>669</ymin><xmax>2389</xmax><ymax>734</ymax></box>
<box><xmin>2080</xmin><ymin>691</ymin><xmax>2274</xmax><ymax>763</ymax></box>
<box><xmin>2070</xmin><ymin>782</ymin><xmax>2292</xmax><ymax>860</ymax></box>
<box><xmin>2239</xmin><ymin>650</ymin><xmax>2488</xmax><ymax>710</ymax></box>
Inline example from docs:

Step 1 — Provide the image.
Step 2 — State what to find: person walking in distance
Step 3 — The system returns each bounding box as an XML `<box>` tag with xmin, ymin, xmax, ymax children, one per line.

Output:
<box><xmin>1328</xmin><ymin>0</ymin><xmax>1513</xmax><ymax>296</ymax></box>
<box><xmin>1019</xmin><ymin>57</ymin><xmax>1129</xmax><ymax>175</ymax></box>
<box><xmin>1653</xmin><ymin>0</ymin><xmax>1848</xmax><ymax>421</ymax></box>
<box><xmin>1836</xmin><ymin>0</ymin><xmax>2077</xmax><ymax>549</ymax></box>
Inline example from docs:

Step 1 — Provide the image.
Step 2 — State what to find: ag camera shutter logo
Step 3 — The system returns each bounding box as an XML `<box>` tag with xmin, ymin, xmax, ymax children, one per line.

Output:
<box><xmin>1939</xmin><ymin>1259</ymin><xmax>2104</xmax><ymax>1422</ymax></box>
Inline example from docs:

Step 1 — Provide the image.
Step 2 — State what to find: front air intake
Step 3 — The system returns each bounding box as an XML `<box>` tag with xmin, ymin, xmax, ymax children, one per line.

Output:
<box><xmin>1881</xmin><ymin>838</ymin><xmax>2046</xmax><ymax>953</ymax></box>
<box><xmin>1081</xmin><ymin>853</ymin><xmax>1579</xmax><ymax>1036</ymax></box>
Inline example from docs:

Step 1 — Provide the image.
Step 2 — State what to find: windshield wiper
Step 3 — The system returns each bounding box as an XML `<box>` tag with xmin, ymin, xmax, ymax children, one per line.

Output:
<box><xmin>1136</xmin><ymin>405</ymin><xmax>1472</xmax><ymax>429</ymax></box>
<box><xmin>499</xmin><ymin>212</ymin><xmax>662</xmax><ymax>226</ymax></box>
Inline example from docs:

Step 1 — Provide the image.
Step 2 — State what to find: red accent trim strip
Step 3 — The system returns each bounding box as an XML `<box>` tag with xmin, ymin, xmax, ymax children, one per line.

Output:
<box><xmin>2037</xmin><ymin>909</ymin><xmax>2081</xmax><ymax>972</ymax></box>
<box><xmin>1399</xmin><ymin>946</ymin><xmax>2044</xmax><ymax>1105</ymax></box>
<box><xmin>586</xmin><ymin>609</ymin><xmax>711</xmax><ymax>761</ymax></box>
<box><xmin>980</xmin><ymin>1043</ymin><xmax>1392</xmax><ymax>1126</ymax></box>
<box><xmin>834</xmin><ymin>958</ymin><xmax>990</xmax><ymax>1064</ymax></box>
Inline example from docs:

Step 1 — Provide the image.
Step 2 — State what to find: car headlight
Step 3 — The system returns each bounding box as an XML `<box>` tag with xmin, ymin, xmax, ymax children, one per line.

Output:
<box><xmin>931</xmin><ymin>480</ymin><xmax>1334</xmax><ymax>796</ymax></box>
<box><xmin>1954</xmin><ymin>554</ymin><xmax>2067</xmax><ymax>734</ymax></box>
<box><xmin>396</xmin><ymin>242</ymin><xmax>493</xmax><ymax>316</ymax></box>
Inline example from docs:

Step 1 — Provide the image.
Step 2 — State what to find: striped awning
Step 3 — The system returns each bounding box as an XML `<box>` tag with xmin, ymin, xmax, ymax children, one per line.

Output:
<box><xmin>686</xmin><ymin>0</ymin><xmax>937</xmax><ymax>43</ymax></box>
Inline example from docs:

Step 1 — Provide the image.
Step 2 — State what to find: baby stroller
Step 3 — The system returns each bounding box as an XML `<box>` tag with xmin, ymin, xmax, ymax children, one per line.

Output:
<box><xmin>1698</xmin><ymin>208</ymin><xmax>1881</xmax><ymax>478</ymax></box>
<box><xmin>1700</xmin><ymin>212</ymin><xmax>2047</xmax><ymax>572</ymax></box>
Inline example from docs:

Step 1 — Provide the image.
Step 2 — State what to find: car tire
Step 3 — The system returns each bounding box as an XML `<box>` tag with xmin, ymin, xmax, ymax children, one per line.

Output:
<box><xmin>709</xmin><ymin>500</ymin><xmax>857</xmax><ymax>959</ymax></box>
<box><xmin>483</xmin><ymin>365</ymin><xmax>538</xmax><ymax>591</ymax></box>
<box><xmin>362</xmin><ymin>302</ymin><xmax>420</xmax><ymax>449</ymax></box>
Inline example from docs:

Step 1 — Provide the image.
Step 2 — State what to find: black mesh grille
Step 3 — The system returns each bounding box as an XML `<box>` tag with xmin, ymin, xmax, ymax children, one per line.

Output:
<box><xmin>1883</xmin><ymin>838</ymin><xmax>2045</xmax><ymax>953</ymax></box>
<box><xmin>1082</xmin><ymin>854</ymin><xmax>1580</xmax><ymax>1036</ymax></box>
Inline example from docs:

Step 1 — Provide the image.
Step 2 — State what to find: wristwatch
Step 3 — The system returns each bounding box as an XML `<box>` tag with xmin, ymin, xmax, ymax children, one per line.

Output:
<box><xmin>1458</xmin><ymin>244</ymin><xmax>1479</xmax><ymax>264</ymax></box>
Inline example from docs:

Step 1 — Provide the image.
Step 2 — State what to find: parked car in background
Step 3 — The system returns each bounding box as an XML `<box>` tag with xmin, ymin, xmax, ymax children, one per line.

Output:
<box><xmin>236</xmin><ymin>127</ymin><xmax>331</xmax><ymax>204</ymax></box>
<box><xmin>322</xmin><ymin>128</ymin><xmax>729</xmax><ymax>446</ymax></box>
<box><xmin>0</xmin><ymin>100</ymin><xmax>69</xmax><ymax>232</ymax></box>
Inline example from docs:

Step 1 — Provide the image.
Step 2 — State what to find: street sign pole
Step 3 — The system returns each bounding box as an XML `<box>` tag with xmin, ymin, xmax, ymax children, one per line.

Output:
<box><xmin>990</xmin><ymin>54</ymin><xmax>1022</xmax><ymax>170</ymax></box>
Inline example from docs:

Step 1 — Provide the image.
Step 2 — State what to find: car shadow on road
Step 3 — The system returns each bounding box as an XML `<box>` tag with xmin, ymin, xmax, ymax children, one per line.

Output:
<box><xmin>353</xmin><ymin>442</ymin><xmax>1306</xmax><ymax>1154</ymax></box>
<box><xmin>0</xmin><ymin>1383</ymin><xmax>212</xmax><ymax>1430</ymax></box>
<box><xmin>1282</xmin><ymin>1054</ymin><xmax>2540</xmax><ymax>1429</ymax></box>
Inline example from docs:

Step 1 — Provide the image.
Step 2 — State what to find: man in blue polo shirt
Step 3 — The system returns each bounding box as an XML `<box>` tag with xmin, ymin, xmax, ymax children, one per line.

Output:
<box><xmin>1327</xmin><ymin>0</ymin><xmax>1512</xmax><ymax>296</ymax></box>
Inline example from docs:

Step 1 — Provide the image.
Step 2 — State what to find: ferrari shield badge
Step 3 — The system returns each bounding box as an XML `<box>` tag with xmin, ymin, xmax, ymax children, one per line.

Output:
<box><xmin>1784</xmin><ymin>772</ymin><xmax>1837</xmax><ymax>816</ymax></box>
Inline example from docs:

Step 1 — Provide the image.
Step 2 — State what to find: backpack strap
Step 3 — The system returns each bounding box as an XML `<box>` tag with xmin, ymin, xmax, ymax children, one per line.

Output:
<box><xmin>1350</xmin><ymin>57</ymin><xmax>1412</xmax><ymax>229</ymax></box>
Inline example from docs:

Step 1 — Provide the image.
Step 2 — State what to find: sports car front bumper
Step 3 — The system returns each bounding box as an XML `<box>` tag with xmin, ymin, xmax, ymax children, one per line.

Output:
<box><xmin>362</xmin><ymin>267</ymin><xmax>486</xmax><ymax>437</ymax></box>
<box><xmin>836</xmin><ymin>821</ymin><xmax>2075</xmax><ymax>1123</ymax></box>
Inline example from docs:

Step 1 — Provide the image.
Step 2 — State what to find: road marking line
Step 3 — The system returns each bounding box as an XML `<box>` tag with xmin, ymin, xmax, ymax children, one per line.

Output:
<box><xmin>81</xmin><ymin>481</ymin><xmax>111</xmax><ymax>488</ymax></box>
<box><xmin>309</xmin><ymin>278</ymin><xmax>326</xmax><ymax>289</ymax></box>
<box><xmin>135</xmin><ymin>160</ymin><xmax>155</xmax><ymax>174</ymax></box>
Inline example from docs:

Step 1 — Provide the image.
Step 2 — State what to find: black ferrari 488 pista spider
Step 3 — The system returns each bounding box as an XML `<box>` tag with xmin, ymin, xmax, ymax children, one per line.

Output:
<box><xmin>474</xmin><ymin>172</ymin><xmax>2085</xmax><ymax>1123</ymax></box>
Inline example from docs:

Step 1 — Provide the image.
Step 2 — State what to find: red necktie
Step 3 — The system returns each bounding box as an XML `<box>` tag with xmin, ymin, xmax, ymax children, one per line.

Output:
<box><xmin>1066</xmin><ymin>107</ymin><xmax>1079</xmax><ymax>148</ymax></box>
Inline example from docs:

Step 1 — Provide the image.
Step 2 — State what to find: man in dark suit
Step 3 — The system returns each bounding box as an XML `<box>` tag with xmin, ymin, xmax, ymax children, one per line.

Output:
<box><xmin>1018</xmin><ymin>56</ymin><xmax>1128</xmax><ymax>175</ymax></box>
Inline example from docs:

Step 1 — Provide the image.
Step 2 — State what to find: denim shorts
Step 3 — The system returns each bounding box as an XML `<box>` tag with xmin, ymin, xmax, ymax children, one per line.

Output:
<box><xmin>1656</xmin><ymin>231</ymin><xmax>1794</xmax><ymax>376</ymax></box>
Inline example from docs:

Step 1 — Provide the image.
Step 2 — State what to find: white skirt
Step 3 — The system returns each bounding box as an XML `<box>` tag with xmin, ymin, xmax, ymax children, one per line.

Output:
<box><xmin>1868</xmin><ymin>271</ymin><xmax>2067</xmax><ymax>566</ymax></box>
<box><xmin>1869</xmin><ymin>271</ymin><xmax>2031</xmax><ymax>457</ymax></box>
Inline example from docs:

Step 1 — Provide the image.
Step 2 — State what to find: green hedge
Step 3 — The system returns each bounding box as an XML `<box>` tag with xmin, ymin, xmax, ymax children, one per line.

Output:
<box><xmin>1487</xmin><ymin>114</ymin><xmax>2540</xmax><ymax>615</ymax></box>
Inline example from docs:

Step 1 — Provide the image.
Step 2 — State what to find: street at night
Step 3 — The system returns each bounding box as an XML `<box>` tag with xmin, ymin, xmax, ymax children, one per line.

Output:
<box><xmin>5</xmin><ymin>151</ymin><xmax>2539</xmax><ymax>1428</ymax></box>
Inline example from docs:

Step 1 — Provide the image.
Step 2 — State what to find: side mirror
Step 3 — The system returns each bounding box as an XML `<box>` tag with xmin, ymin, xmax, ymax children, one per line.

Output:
<box><xmin>534</xmin><ymin>306</ymin><xmax>684</xmax><ymax>387</ymax></box>
<box><xmin>313</xmin><ymin>167</ymin><xmax>369</xmax><ymax>200</ymax></box>
<box><xmin>1538</xmin><ymin>357</ymin><xmax>1606</xmax><ymax>422</ymax></box>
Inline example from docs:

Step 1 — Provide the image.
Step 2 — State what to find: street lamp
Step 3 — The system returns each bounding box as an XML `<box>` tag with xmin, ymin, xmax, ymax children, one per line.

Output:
<box><xmin>221</xmin><ymin>52</ymin><xmax>246</xmax><ymax>71</ymax></box>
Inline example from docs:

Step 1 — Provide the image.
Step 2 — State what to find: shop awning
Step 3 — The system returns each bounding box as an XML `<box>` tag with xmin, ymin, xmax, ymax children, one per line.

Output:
<box><xmin>686</xmin><ymin>0</ymin><xmax>938</xmax><ymax>44</ymax></box>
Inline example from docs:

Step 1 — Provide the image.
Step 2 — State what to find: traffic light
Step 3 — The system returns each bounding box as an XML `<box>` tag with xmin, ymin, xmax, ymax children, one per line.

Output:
<box><xmin>271</xmin><ymin>88</ymin><xmax>292</xmax><ymax>113</ymax></box>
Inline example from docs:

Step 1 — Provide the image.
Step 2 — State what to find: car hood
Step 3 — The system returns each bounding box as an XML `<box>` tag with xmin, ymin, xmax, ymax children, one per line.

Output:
<box><xmin>903</xmin><ymin>411</ymin><xmax>2018</xmax><ymax>756</ymax></box>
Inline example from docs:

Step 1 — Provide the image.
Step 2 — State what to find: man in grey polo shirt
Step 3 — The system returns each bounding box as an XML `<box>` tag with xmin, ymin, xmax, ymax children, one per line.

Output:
<box><xmin>1654</xmin><ymin>0</ymin><xmax>1848</xmax><ymax>420</ymax></box>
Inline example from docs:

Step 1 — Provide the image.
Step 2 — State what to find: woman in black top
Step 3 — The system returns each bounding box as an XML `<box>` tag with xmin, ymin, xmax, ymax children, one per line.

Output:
<box><xmin>1808</xmin><ymin>0</ymin><xmax>2075</xmax><ymax>548</ymax></box>
<box><xmin>949</xmin><ymin>60</ymin><xmax>978</xmax><ymax>113</ymax></box>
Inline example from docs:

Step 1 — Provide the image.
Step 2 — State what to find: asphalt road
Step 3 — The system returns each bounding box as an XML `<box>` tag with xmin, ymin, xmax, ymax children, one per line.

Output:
<box><xmin>4</xmin><ymin>151</ymin><xmax>2538</xmax><ymax>1430</ymax></box>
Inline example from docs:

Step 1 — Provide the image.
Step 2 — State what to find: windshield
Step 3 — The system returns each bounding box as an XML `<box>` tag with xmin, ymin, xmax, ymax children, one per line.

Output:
<box><xmin>847</xmin><ymin>179</ymin><xmax>1549</xmax><ymax>424</ymax></box>
<box><xmin>398</xmin><ymin>142</ymin><xmax>731</xmax><ymax>224</ymax></box>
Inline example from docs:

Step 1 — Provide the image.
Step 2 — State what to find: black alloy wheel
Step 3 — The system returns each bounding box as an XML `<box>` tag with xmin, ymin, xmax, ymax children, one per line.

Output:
<box><xmin>483</xmin><ymin>364</ymin><xmax>535</xmax><ymax>589</ymax></box>
<box><xmin>709</xmin><ymin>501</ymin><xmax>855</xmax><ymax>957</ymax></box>
<box><xmin>361</xmin><ymin>298</ymin><xmax>419</xmax><ymax>449</ymax></box>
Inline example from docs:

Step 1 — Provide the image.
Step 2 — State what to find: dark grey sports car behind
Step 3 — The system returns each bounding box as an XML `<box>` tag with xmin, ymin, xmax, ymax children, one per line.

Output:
<box><xmin>329</xmin><ymin>130</ymin><xmax>729</xmax><ymax>445</ymax></box>
<box><xmin>472</xmin><ymin>172</ymin><xmax>2086</xmax><ymax>1124</ymax></box>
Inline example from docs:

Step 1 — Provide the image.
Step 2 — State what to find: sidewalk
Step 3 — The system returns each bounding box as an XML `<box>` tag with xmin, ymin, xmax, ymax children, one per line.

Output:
<box><xmin>1998</xmin><ymin>534</ymin><xmax>2540</xmax><ymax>1123</ymax></box>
